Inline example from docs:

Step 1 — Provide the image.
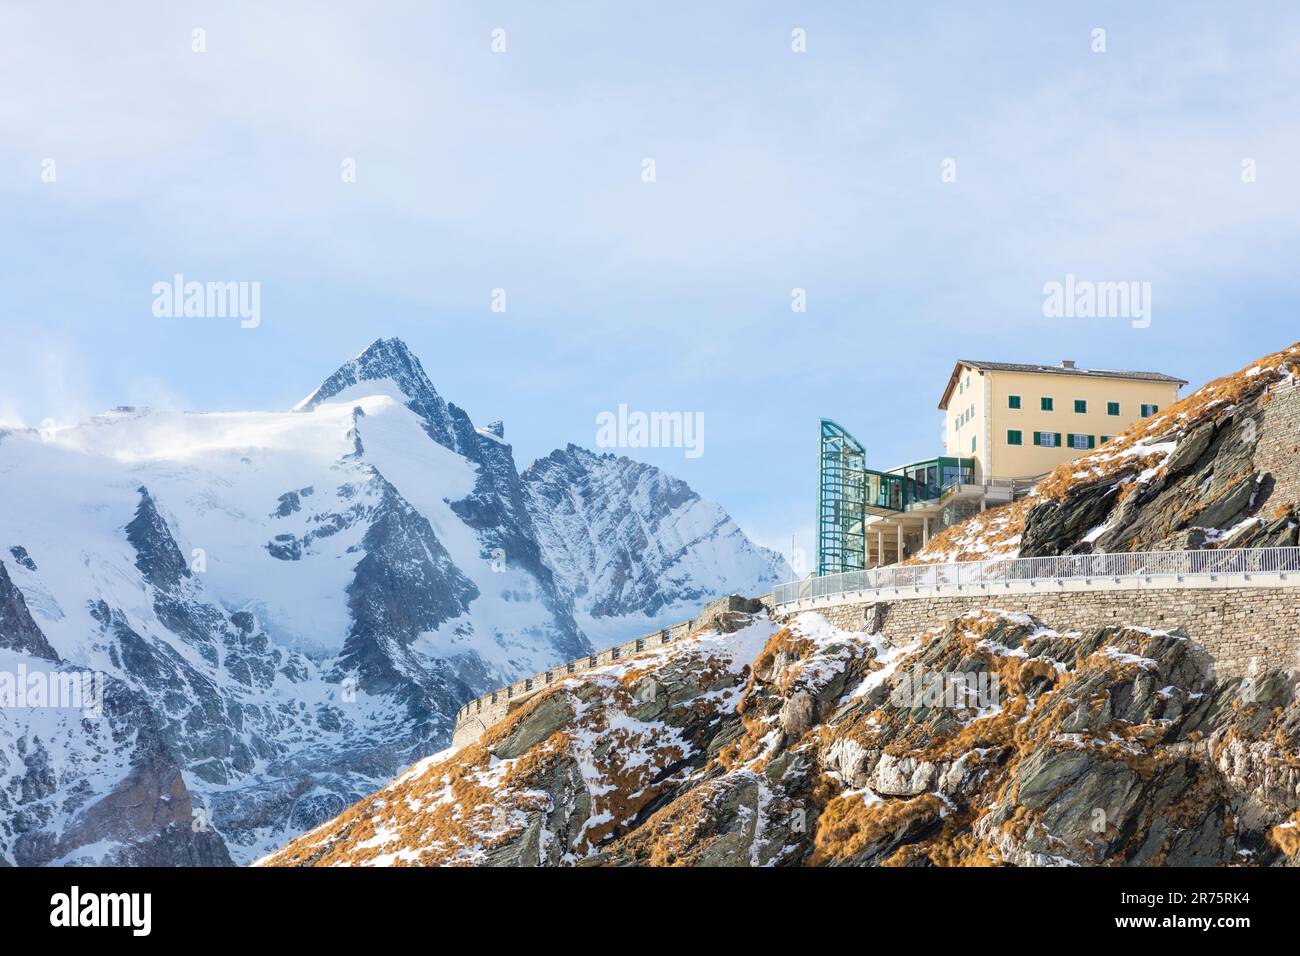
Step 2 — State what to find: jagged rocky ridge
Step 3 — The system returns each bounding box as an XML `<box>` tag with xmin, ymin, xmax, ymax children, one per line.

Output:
<box><xmin>523</xmin><ymin>444</ymin><xmax>788</xmax><ymax>632</ymax></box>
<box><xmin>262</xmin><ymin>604</ymin><xmax>1300</xmax><ymax>867</ymax></box>
<box><xmin>0</xmin><ymin>338</ymin><xmax>782</xmax><ymax>865</ymax></box>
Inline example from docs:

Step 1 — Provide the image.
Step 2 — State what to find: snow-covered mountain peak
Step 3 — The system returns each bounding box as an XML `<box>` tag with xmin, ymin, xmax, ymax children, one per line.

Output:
<box><xmin>295</xmin><ymin>337</ymin><xmax>429</xmax><ymax>410</ymax></box>
<box><xmin>0</xmin><ymin>336</ymin><xmax>786</xmax><ymax>866</ymax></box>
<box><xmin>294</xmin><ymin>337</ymin><xmax>474</xmax><ymax>455</ymax></box>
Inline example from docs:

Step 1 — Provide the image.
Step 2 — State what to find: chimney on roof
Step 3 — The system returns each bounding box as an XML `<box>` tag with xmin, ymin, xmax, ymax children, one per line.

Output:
<box><xmin>1061</xmin><ymin>360</ymin><xmax>1076</xmax><ymax>369</ymax></box>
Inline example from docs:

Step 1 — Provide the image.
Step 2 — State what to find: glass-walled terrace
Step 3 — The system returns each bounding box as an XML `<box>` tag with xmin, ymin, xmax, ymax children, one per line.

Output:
<box><xmin>896</xmin><ymin>457</ymin><xmax>976</xmax><ymax>502</ymax></box>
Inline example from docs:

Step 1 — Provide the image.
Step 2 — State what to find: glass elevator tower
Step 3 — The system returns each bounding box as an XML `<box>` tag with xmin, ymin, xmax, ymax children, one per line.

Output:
<box><xmin>817</xmin><ymin>419</ymin><xmax>867</xmax><ymax>576</ymax></box>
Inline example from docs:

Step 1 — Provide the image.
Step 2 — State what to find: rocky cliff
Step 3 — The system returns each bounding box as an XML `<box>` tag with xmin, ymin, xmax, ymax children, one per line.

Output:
<box><xmin>261</xmin><ymin>602</ymin><xmax>1300</xmax><ymax>867</ymax></box>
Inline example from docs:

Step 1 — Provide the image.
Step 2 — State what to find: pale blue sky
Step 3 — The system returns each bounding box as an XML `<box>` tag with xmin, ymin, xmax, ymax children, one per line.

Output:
<box><xmin>5</xmin><ymin>2</ymin><xmax>1300</xmax><ymax>562</ymax></box>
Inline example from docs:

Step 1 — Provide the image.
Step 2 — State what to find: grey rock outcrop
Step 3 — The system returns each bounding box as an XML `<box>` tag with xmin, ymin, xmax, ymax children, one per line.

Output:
<box><xmin>1022</xmin><ymin>394</ymin><xmax>1294</xmax><ymax>556</ymax></box>
<box><xmin>0</xmin><ymin>561</ymin><xmax>58</xmax><ymax>661</ymax></box>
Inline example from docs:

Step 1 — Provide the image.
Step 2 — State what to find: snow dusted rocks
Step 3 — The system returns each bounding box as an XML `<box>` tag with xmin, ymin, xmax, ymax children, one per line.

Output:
<box><xmin>267</xmin><ymin>604</ymin><xmax>1300</xmax><ymax>867</ymax></box>
<box><xmin>0</xmin><ymin>337</ymin><xmax>781</xmax><ymax>865</ymax></box>
<box><xmin>260</xmin><ymin>613</ymin><xmax>780</xmax><ymax>866</ymax></box>
<box><xmin>295</xmin><ymin>336</ymin><xmax>473</xmax><ymax>455</ymax></box>
<box><xmin>333</xmin><ymin>471</ymin><xmax>480</xmax><ymax>701</ymax></box>
<box><xmin>1018</xmin><ymin>400</ymin><xmax>1281</xmax><ymax>555</ymax></box>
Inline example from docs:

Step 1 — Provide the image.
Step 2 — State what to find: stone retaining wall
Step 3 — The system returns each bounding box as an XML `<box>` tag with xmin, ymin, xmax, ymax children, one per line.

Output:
<box><xmin>451</xmin><ymin>594</ymin><xmax>764</xmax><ymax>748</ymax></box>
<box><xmin>1254</xmin><ymin>380</ymin><xmax>1300</xmax><ymax>511</ymax></box>
<box><xmin>454</xmin><ymin>583</ymin><xmax>1300</xmax><ymax>748</ymax></box>
<box><xmin>774</xmin><ymin>585</ymin><xmax>1300</xmax><ymax>679</ymax></box>
<box><xmin>450</xmin><ymin>620</ymin><xmax>693</xmax><ymax>748</ymax></box>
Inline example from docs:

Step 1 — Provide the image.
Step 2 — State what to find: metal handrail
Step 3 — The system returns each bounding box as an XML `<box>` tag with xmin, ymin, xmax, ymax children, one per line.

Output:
<box><xmin>771</xmin><ymin>546</ymin><xmax>1300</xmax><ymax>607</ymax></box>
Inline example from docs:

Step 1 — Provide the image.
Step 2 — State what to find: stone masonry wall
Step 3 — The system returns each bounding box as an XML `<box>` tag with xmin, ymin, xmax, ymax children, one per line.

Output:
<box><xmin>455</xmin><ymin>583</ymin><xmax>1300</xmax><ymax>747</ymax></box>
<box><xmin>1253</xmin><ymin>381</ymin><xmax>1300</xmax><ymax>513</ymax></box>
<box><xmin>776</xmin><ymin>585</ymin><xmax>1300</xmax><ymax>680</ymax></box>
<box><xmin>451</xmin><ymin>620</ymin><xmax>693</xmax><ymax>748</ymax></box>
<box><xmin>452</xmin><ymin>595</ymin><xmax>763</xmax><ymax>748</ymax></box>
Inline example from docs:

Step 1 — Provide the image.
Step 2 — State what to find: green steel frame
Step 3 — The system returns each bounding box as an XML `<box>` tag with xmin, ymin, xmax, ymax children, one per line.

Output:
<box><xmin>816</xmin><ymin>419</ymin><xmax>975</xmax><ymax>576</ymax></box>
<box><xmin>818</xmin><ymin>419</ymin><xmax>866</xmax><ymax>576</ymax></box>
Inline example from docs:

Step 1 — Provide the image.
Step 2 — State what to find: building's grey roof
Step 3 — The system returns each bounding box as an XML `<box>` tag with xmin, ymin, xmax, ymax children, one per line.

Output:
<box><xmin>939</xmin><ymin>360</ymin><xmax>1187</xmax><ymax>409</ymax></box>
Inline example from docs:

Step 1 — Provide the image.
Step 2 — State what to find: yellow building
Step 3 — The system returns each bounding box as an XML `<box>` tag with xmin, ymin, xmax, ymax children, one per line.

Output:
<box><xmin>818</xmin><ymin>359</ymin><xmax>1186</xmax><ymax>574</ymax></box>
<box><xmin>938</xmin><ymin>359</ymin><xmax>1186</xmax><ymax>481</ymax></box>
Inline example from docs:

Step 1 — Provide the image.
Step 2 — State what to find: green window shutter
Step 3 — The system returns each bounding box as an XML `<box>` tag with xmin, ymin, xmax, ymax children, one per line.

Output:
<box><xmin>1055</xmin><ymin>432</ymin><xmax>1062</xmax><ymax>447</ymax></box>
<box><xmin>1088</xmin><ymin>435</ymin><xmax>1096</xmax><ymax>449</ymax></box>
<box><xmin>1074</xmin><ymin>399</ymin><xmax>1087</xmax><ymax>413</ymax></box>
<box><xmin>1032</xmin><ymin>432</ymin><xmax>1041</xmax><ymax>446</ymax></box>
<box><xmin>1008</xmin><ymin>395</ymin><xmax>1021</xmax><ymax>409</ymax></box>
<box><xmin>1007</xmin><ymin>429</ymin><xmax>1021</xmax><ymax>445</ymax></box>
<box><xmin>971</xmin><ymin>435</ymin><xmax>977</xmax><ymax>452</ymax></box>
<box><xmin>1101</xmin><ymin>435</ymin><xmax>1111</xmax><ymax>444</ymax></box>
<box><xmin>1107</xmin><ymin>401</ymin><xmax>1119</xmax><ymax>416</ymax></box>
<box><xmin>1040</xmin><ymin>397</ymin><xmax>1053</xmax><ymax>411</ymax></box>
